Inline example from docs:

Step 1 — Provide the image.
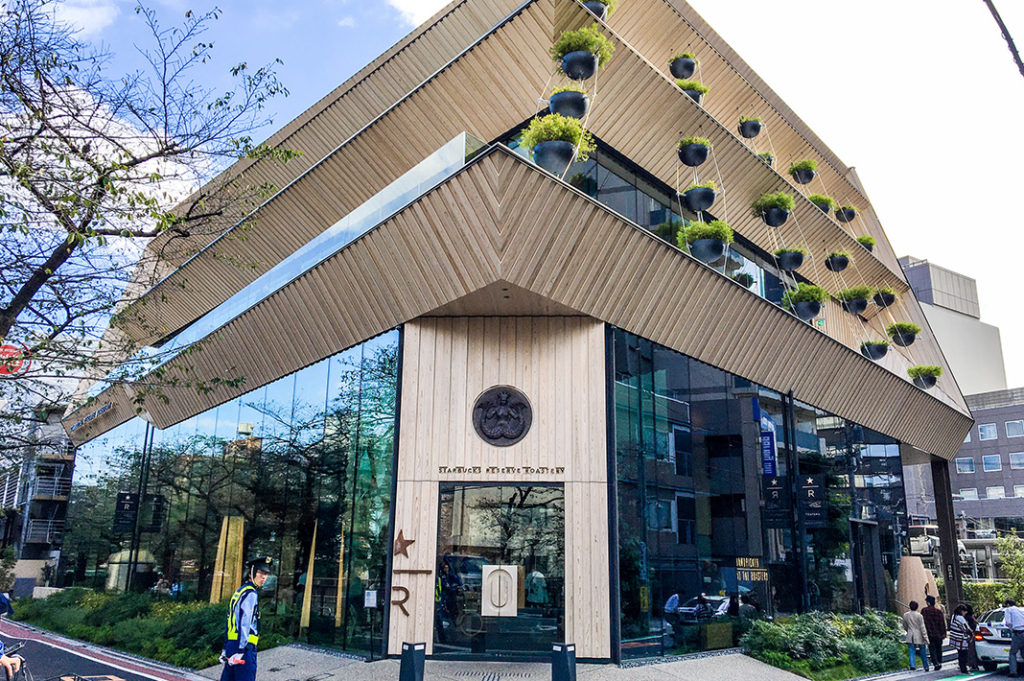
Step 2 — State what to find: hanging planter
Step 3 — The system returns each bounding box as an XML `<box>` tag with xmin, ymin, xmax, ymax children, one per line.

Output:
<box><xmin>908</xmin><ymin>365</ymin><xmax>943</xmax><ymax>390</ymax></box>
<box><xmin>522</xmin><ymin>114</ymin><xmax>596</xmax><ymax>176</ymax></box>
<box><xmin>782</xmin><ymin>282</ymin><xmax>826</xmax><ymax>321</ymax></box>
<box><xmin>835</xmin><ymin>204</ymin><xmax>858</xmax><ymax>223</ymax></box>
<box><xmin>738</xmin><ymin>115</ymin><xmax>762</xmax><ymax>139</ymax></box>
<box><xmin>774</xmin><ymin>247</ymin><xmax>807</xmax><ymax>272</ymax></box>
<box><xmin>681</xmin><ymin>180</ymin><xmax>717</xmax><ymax>212</ymax></box>
<box><xmin>887</xmin><ymin>321</ymin><xmax>922</xmax><ymax>347</ymax></box>
<box><xmin>860</xmin><ymin>340</ymin><xmax>889</xmax><ymax>361</ymax></box>
<box><xmin>550</xmin><ymin>25</ymin><xmax>615</xmax><ymax>80</ymax></box>
<box><xmin>757</xmin><ymin>151</ymin><xmax>775</xmax><ymax>167</ymax></box>
<box><xmin>548</xmin><ymin>86</ymin><xmax>590</xmax><ymax>119</ymax></box>
<box><xmin>677</xmin><ymin>136</ymin><xmax>711</xmax><ymax>167</ymax></box>
<box><xmin>752</xmin><ymin>192</ymin><xmax>795</xmax><ymax>227</ymax></box>
<box><xmin>873</xmin><ymin>286</ymin><xmax>897</xmax><ymax>308</ymax></box>
<box><xmin>679</xmin><ymin>219</ymin><xmax>733</xmax><ymax>264</ymax></box>
<box><xmin>838</xmin><ymin>286</ymin><xmax>872</xmax><ymax>316</ymax></box>
<box><xmin>788</xmin><ymin>159</ymin><xmax>818</xmax><ymax>185</ymax></box>
<box><xmin>825</xmin><ymin>251</ymin><xmax>851</xmax><ymax>272</ymax></box>
<box><xmin>669</xmin><ymin>51</ymin><xmax>697</xmax><ymax>79</ymax></box>
<box><xmin>808</xmin><ymin>193</ymin><xmax>836</xmax><ymax>215</ymax></box>
<box><xmin>857</xmin><ymin>235</ymin><xmax>876</xmax><ymax>252</ymax></box>
<box><xmin>582</xmin><ymin>0</ymin><xmax>617</xmax><ymax>20</ymax></box>
<box><xmin>733</xmin><ymin>272</ymin><xmax>756</xmax><ymax>288</ymax></box>
<box><xmin>675</xmin><ymin>79</ymin><xmax>709</xmax><ymax>105</ymax></box>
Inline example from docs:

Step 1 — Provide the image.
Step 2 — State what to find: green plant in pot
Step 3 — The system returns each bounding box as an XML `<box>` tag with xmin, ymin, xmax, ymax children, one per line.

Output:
<box><xmin>678</xmin><ymin>219</ymin><xmax>733</xmax><ymax>264</ymax></box>
<box><xmin>582</xmin><ymin>0</ymin><xmax>618</xmax><ymax>21</ymax></box>
<box><xmin>782</xmin><ymin>282</ymin><xmax>826</xmax><ymax>321</ymax></box>
<box><xmin>807</xmin><ymin>193</ymin><xmax>836</xmax><ymax>214</ymax></box>
<box><xmin>677</xmin><ymin>136</ymin><xmax>711</xmax><ymax>168</ymax></box>
<box><xmin>860</xmin><ymin>339</ymin><xmax>889</xmax><ymax>361</ymax></box>
<box><xmin>887</xmin><ymin>321</ymin><xmax>922</xmax><ymax>347</ymax></box>
<box><xmin>788</xmin><ymin>159</ymin><xmax>817</xmax><ymax>185</ymax></box>
<box><xmin>738</xmin><ymin>115</ymin><xmax>762</xmax><ymax>139</ymax></box>
<box><xmin>774</xmin><ymin>246</ymin><xmax>807</xmax><ymax>272</ymax></box>
<box><xmin>675</xmin><ymin>79</ymin><xmax>709</xmax><ymax>105</ymax></box>
<box><xmin>550</xmin><ymin>24</ymin><xmax>614</xmax><ymax>80</ymax></box>
<box><xmin>838</xmin><ymin>285</ymin><xmax>872</xmax><ymax>315</ymax></box>
<box><xmin>835</xmin><ymin>204</ymin><xmax>858</xmax><ymax>223</ymax></box>
<box><xmin>751</xmin><ymin>191</ymin><xmax>795</xmax><ymax>227</ymax></box>
<box><xmin>857</xmin><ymin>235</ymin><xmax>877</xmax><ymax>252</ymax></box>
<box><xmin>549</xmin><ymin>85</ymin><xmax>590</xmax><ymax>119</ymax></box>
<box><xmin>681</xmin><ymin>179</ymin><xmax>716</xmax><ymax>212</ymax></box>
<box><xmin>873</xmin><ymin>286</ymin><xmax>897</xmax><ymax>308</ymax></box>
<box><xmin>825</xmin><ymin>250</ymin><xmax>851</xmax><ymax>272</ymax></box>
<box><xmin>522</xmin><ymin>114</ymin><xmax>596</xmax><ymax>176</ymax></box>
<box><xmin>669</xmin><ymin>51</ymin><xmax>697</xmax><ymax>79</ymax></box>
<box><xmin>757</xmin><ymin>151</ymin><xmax>774</xmax><ymax>167</ymax></box>
<box><xmin>908</xmin><ymin>364</ymin><xmax>943</xmax><ymax>389</ymax></box>
<box><xmin>733</xmin><ymin>272</ymin><xmax>755</xmax><ymax>288</ymax></box>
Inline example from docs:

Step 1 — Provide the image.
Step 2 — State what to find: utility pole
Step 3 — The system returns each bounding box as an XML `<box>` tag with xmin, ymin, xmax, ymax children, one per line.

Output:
<box><xmin>982</xmin><ymin>0</ymin><xmax>1024</xmax><ymax>79</ymax></box>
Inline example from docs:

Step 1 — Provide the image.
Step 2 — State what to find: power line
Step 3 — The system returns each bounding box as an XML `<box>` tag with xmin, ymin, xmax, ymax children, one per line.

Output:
<box><xmin>983</xmin><ymin>0</ymin><xmax>1024</xmax><ymax>79</ymax></box>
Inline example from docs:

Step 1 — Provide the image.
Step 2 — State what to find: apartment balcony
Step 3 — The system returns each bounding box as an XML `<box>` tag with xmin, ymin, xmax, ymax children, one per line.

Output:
<box><xmin>37</xmin><ymin>440</ymin><xmax>75</xmax><ymax>462</ymax></box>
<box><xmin>32</xmin><ymin>477</ymin><xmax>71</xmax><ymax>500</ymax></box>
<box><xmin>25</xmin><ymin>519</ymin><xmax>64</xmax><ymax>544</ymax></box>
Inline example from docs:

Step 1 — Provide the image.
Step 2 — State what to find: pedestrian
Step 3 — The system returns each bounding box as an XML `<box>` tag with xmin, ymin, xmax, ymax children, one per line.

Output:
<box><xmin>221</xmin><ymin>557</ymin><xmax>273</xmax><ymax>681</ymax></box>
<box><xmin>921</xmin><ymin>595</ymin><xmax>946</xmax><ymax>671</ymax></box>
<box><xmin>1005</xmin><ymin>598</ymin><xmax>1024</xmax><ymax>677</ymax></box>
<box><xmin>738</xmin><ymin>594</ymin><xmax>757</xmax><ymax>620</ymax></box>
<box><xmin>726</xmin><ymin>594</ymin><xmax>739</xmax><ymax>618</ymax></box>
<box><xmin>902</xmin><ymin>600</ymin><xmax>929</xmax><ymax>671</ymax></box>
<box><xmin>948</xmin><ymin>604</ymin><xmax>972</xmax><ymax>674</ymax></box>
<box><xmin>0</xmin><ymin>639</ymin><xmax>22</xmax><ymax>679</ymax></box>
<box><xmin>964</xmin><ymin>602</ymin><xmax>980</xmax><ymax>672</ymax></box>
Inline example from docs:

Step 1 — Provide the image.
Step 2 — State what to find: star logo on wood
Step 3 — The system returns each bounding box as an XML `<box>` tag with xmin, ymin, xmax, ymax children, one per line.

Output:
<box><xmin>394</xmin><ymin>529</ymin><xmax>415</xmax><ymax>558</ymax></box>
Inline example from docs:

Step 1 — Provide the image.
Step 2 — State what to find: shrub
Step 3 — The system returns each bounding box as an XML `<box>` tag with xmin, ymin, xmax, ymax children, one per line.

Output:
<box><xmin>552</xmin><ymin>85</ymin><xmax>587</xmax><ymax>95</ymax></box>
<box><xmin>550</xmin><ymin>25</ymin><xmax>614</xmax><ymax>67</ymax></box>
<box><xmin>83</xmin><ymin>592</ymin><xmax>152</xmax><ymax>627</ymax></box>
<box><xmin>677</xmin><ymin>136</ymin><xmax>711</xmax><ymax>149</ymax></box>
<box><xmin>843</xmin><ymin>637</ymin><xmax>904</xmax><ymax>673</ymax></box>
<box><xmin>751</xmin><ymin>191</ymin><xmax>795</xmax><ymax>217</ymax></box>
<box><xmin>675</xmin><ymin>79</ymin><xmax>709</xmax><ymax>94</ymax></box>
<box><xmin>908</xmin><ymin>365</ymin><xmax>943</xmax><ymax>379</ymax></box>
<box><xmin>789</xmin><ymin>159</ymin><xmax>817</xmax><ymax>174</ymax></box>
<box><xmin>857</xmin><ymin>235</ymin><xmax>877</xmax><ymax>247</ymax></box>
<box><xmin>521</xmin><ymin>114</ymin><xmax>596</xmax><ymax>161</ymax></box>
<box><xmin>838</xmin><ymin>286</ymin><xmax>871</xmax><ymax>301</ymax></box>
<box><xmin>808</xmin><ymin>194</ymin><xmax>836</xmax><ymax>208</ymax></box>
<box><xmin>862</xmin><ymin>339</ymin><xmax>890</xmax><ymax>348</ymax></box>
<box><xmin>681</xmin><ymin>219</ymin><xmax>733</xmax><ymax>244</ymax></box>
<box><xmin>827</xmin><ymin>250</ymin><xmax>850</xmax><ymax>259</ymax></box>
<box><xmin>838</xmin><ymin>204</ymin><xmax>859</xmax><ymax>213</ymax></box>
<box><xmin>740</xmin><ymin>115</ymin><xmax>761</xmax><ymax>123</ymax></box>
<box><xmin>887</xmin><ymin>321</ymin><xmax>921</xmax><ymax>336</ymax></box>
<box><xmin>757</xmin><ymin>152</ymin><xmax>774</xmax><ymax>164</ymax></box>
<box><xmin>782</xmin><ymin>282</ymin><xmax>827</xmax><ymax>305</ymax></box>
<box><xmin>850</xmin><ymin>609</ymin><xmax>902</xmax><ymax>640</ymax></box>
<box><xmin>684</xmin><ymin>180</ymin><xmax>716</xmax><ymax>191</ymax></box>
<box><xmin>670</xmin><ymin>51</ymin><xmax>697</xmax><ymax>63</ymax></box>
<box><xmin>875</xmin><ymin>286</ymin><xmax>895</xmax><ymax>296</ymax></box>
<box><xmin>775</xmin><ymin>246</ymin><xmax>808</xmax><ymax>255</ymax></box>
<box><xmin>963</xmin><ymin>581</ymin><xmax>1009</xmax><ymax>611</ymax></box>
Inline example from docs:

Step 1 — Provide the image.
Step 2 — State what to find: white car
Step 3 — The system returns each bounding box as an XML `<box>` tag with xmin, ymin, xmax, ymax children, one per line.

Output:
<box><xmin>975</xmin><ymin>608</ymin><xmax>1018</xmax><ymax>672</ymax></box>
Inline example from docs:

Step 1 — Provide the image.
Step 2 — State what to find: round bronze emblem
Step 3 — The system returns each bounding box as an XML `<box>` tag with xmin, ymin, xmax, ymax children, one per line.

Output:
<box><xmin>472</xmin><ymin>386</ymin><xmax>532</xmax><ymax>447</ymax></box>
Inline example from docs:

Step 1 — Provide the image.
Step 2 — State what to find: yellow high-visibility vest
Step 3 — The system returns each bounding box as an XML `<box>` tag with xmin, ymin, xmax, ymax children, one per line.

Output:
<box><xmin>226</xmin><ymin>584</ymin><xmax>260</xmax><ymax>646</ymax></box>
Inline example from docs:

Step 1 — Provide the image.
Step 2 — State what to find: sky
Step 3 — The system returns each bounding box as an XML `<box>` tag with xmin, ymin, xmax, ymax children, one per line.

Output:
<box><xmin>60</xmin><ymin>0</ymin><xmax>1024</xmax><ymax>388</ymax></box>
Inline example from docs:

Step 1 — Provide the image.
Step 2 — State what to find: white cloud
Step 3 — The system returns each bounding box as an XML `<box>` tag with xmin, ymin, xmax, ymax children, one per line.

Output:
<box><xmin>337</xmin><ymin>16</ymin><xmax>356</xmax><ymax>27</ymax></box>
<box><xmin>54</xmin><ymin>0</ymin><xmax>120</xmax><ymax>38</ymax></box>
<box><xmin>386</xmin><ymin>0</ymin><xmax>448</xmax><ymax>26</ymax></box>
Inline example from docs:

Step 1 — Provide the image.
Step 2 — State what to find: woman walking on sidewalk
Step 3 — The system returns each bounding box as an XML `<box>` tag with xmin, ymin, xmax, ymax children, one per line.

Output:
<box><xmin>903</xmin><ymin>601</ymin><xmax>930</xmax><ymax>671</ymax></box>
<box><xmin>949</xmin><ymin>604</ymin><xmax>973</xmax><ymax>674</ymax></box>
<box><xmin>965</xmin><ymin>603</ymin><xmax>981</xmax><ymax>672</ymax></box>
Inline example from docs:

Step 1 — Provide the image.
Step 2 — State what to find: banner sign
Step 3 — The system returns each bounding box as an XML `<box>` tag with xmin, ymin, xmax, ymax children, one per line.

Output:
<box><xmin>799</xmin><ymin>474</ymin><xmax>829</xmax><ymax>529</ymax></box>
<box><xmin>764</xmin><ymin>476</ymin><xmax>791</xmax><ymax>528</ymax></box>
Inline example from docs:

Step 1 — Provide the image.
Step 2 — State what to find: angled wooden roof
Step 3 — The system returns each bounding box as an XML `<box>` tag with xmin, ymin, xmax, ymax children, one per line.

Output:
<box><xmin>66</xmin><ymin>146</ymin><xmax>971</xmax><ymax>459</ymax></box>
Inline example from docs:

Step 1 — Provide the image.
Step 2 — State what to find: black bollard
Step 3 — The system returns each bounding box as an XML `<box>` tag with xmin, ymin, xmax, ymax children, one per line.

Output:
<box><xmin>552</xmin><ymin>643</ymin><xmax>576</xmax><ymax>681</ymax></box>
<box><xmin>400</xmin><ymin>642</ymin><xmax>426</xmax><ymax>681</ymax></box>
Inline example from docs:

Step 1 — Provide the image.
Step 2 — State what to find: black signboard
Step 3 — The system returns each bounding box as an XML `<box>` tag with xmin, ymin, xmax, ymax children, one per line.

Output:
<box><xmin>799</xmin><ymin>474</ymin><xmax>829</xmax><ymax>529</ymax></box>
<box><xmin>143</xmin><ymin>494</ymin><xmax>166</xmax><ymax>534</ymax></box>
<box><xmin>764</xmin><ymin>476</ymin><xmax>791</xmax><ymax>528</ymax></box>
<box><xmin>114</xmin><ymin>492</ymin><xmax>138</xmax><ymax>534</ymax></box>
<box><xmin>114</xmin><ymin>492</ymin><xmax>166</xmax><ymax>534</ymax></box>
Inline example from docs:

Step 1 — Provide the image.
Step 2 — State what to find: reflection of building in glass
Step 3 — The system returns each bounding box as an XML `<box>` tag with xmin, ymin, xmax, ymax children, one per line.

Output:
<box><xmin>59</xmin><ymin>0</ymin><xmax>972</xmax><ymax>664</ymax></box>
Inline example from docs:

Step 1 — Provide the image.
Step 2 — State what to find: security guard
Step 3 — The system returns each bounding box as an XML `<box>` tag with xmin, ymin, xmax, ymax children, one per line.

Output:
<box><xmin>221</xmin><ymin>557</ymin><xmax>272</xmax><ymax>681</ymax></box>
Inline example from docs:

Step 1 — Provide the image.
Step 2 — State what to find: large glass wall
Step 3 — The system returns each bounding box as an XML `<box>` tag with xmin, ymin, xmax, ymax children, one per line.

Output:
<box><xmin>63</xmin><ymin>330</ymin><xmax>400</xmax><ymax>656</ymax></box>
<box><xmin>611</xmin><ymin>328</ymin><xmax>907</xmax><ymax>660</ymax></box>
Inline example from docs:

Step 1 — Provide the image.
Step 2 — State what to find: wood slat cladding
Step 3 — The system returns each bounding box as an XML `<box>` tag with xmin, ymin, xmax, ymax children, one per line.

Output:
<box><xmin>66</xmin><ymin>148</ymin><xmax>971</xmax><ymax>459</ymax></box>
<box><xmin>388</xmin><ymin>317</ymin><xmax>609</xmax><ymax>657</ymax></box>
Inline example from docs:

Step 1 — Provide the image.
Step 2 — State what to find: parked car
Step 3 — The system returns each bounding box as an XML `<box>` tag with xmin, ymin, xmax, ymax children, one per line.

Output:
<box><xmin>975</xmin><ymin>608</ymin><xmax>1016</xmax><ymax>672</ymax></box>
<box><xmin>677</xmin><ymin>595</ymin><xmax>728</xmax><ymax>622</ymax></box>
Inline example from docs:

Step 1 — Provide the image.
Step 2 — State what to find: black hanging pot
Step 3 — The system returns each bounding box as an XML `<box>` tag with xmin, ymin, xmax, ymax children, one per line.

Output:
<box><xmin>683</xmin><ymin>89</ymin><xmax>703</xmax><ymax>105</ymax></box>
<box><xmin>842</xmin><ymin>298</ymin><xmax>868</xmax><ymax>316</ymax></box>
<box><xmin>914</xmin><ymin>375</ymin><xmax>937</xmax><ymax>390</ymax></box>
<box><xmin>677</xmin><ymin>143</ymin><xmax>709</xmax><ymax>167</ymax></box>
<box><xmin>761</xmin><ymin>207</ymin><xmax>790</xmax><ymax>228</ymax></box>
<box><xmin>873</xmin><ymin>291</ymin><xmax>896</xmax><ymax>307</ymax></box>
<box><xmin>582</xmin><ymin>1</ymin><xmax>608</xmax><ymax>20</ymax></box>
<box><xmin>813</xmin><ymin>202</ymin><xmax>832</xmax><ymax>214</ymax></box>
<box><xmin>825</xmin><ymin>255</ymin><xmax>849</xmax><ymax>272</ymax></box>
<box><xmin>548</xmin><ymin>90</ymin><xmax>589</xmax><ymax>119</ymax></box>
<box><xmin>861</xmin><ymin>343</ymin><xmax>889</xmax><ymax>361</ymax></box>
<box><xmin>861</xmin><ymin>242</ymin><xmax>874</xmax><ymax>253</ymax></box>
<box><xmin>681</xmin><ymin>186</ymin><xmax>716</xmax><ymax>212</ymax></box>
<box><xmin>689</xmin><ymin>239</ymin><xmax>726</xmax><ymax>264</ymax></box>
<box><xmin>533</xmin><ymin>140</ymin><xmax>575</xmax><ymax>176</ymax></box>
<box><xmin>791</xmin><ymin>168</ymin><xmax>816</xmax><ymax>185</ymax></box>
<box><xmin>775</xmin><ymin>251</ymin><xmax>804</xmax><ymax>272</ymax></box>
<box><xmin>738</xmin><ymin>120</ymin><xmax>762</xmax><ymax>139</ymax></box>
<box><xmin>836</xmin><ymin>207</ymin><xmax>857</xmax><ymax>223</ymax></box>
<box><xmin>792</xmin><ymin>301</ymin><xmax>821</xmax><ymax>321</ymax></box>
<box><xmin>562</xmin><ymin>50</ymin><xmax>599</xmax><ymax>80</ymax></box>
<box><xmin>892</xmin><ymin>332</ymin><xmax>917</xmax><ymax>347</ymax></box>
<box><xmin>670</xmin><ymin>57</ymin><xmax>696</xmax><ymax>80</ymax></box>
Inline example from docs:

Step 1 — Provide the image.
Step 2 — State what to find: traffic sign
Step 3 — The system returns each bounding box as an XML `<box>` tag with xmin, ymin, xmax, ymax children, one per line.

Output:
<box><xmin>0</xmin><ymin>344</ymin><xmax>30</xmax><ymax>376</ymax></box>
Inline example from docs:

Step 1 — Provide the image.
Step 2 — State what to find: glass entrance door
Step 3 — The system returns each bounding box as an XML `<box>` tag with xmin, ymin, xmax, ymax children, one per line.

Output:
<box><xmin>434</xmin><ymin>484</ymin><xmax>565</xmax><ymax>657</ymax></box>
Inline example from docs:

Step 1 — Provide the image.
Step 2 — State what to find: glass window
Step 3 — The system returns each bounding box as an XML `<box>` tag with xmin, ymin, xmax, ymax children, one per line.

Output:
<box><xmin>964</xmin><ymin>431</ymin><xmax>971</xmax><ymax>443</ymax></box>
<box><xmin>959</xmin><ymin>488</ymin><xmax>979</xmax><ymax>501</ymax></box>
<box><xmin>956</xmin><ymin>458</ymin><xmax>975</xmax><ymax>474</ymax></box>
<box><xmin>1011</xmin><ymin>453</ymin><xmax>1024</xmax><ymax>469</ymax></box>
<box><xmin>1015</xmin><ymin>486</ymin><xmax>1024</xmax><ymax>498</ymax></box>
<box><xmin>983</xmin><ymin>455</ymin><xmax>1002</xmax><ymax>472</ymax></box>
<box><xmin>1007</xmin><ymin>421</ymin><xmax>1024</xmax><ymax>438</ymax></box>
<box><xmin>987</xmin><ymin>486</ymin><xmax>1006</xmax><ymax>500</ymax></box>
<box><xmin>980</xmin><ymin>423</ymin><xmax>998</xmax><ymax>440</ymax></box>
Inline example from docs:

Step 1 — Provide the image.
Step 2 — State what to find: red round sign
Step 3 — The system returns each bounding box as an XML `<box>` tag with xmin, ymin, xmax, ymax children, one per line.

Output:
<box><xmin>0</xmin><ymin>344</ymin><xmax>30</xmax><ymax>376</ymax></box>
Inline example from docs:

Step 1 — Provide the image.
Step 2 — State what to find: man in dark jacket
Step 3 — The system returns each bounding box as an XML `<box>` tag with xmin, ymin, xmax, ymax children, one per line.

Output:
<box><xmin>921</xmin><ymin>595</ymin><xmax>947</xmax><ymax>670</ymax></box>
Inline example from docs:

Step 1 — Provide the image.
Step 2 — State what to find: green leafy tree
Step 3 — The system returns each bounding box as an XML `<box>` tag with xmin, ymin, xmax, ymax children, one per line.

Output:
<box><xmin>996</xmin><ymin>535</ymin><xmax>1024</xmax><ymax>602</ymax></box>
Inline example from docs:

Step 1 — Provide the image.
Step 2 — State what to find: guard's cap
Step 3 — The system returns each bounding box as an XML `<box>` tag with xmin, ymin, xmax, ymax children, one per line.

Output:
<box><xmin>248</xmin><ymin>556</ymin><xmax>274</xmax><ymax>575</ymax></box>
